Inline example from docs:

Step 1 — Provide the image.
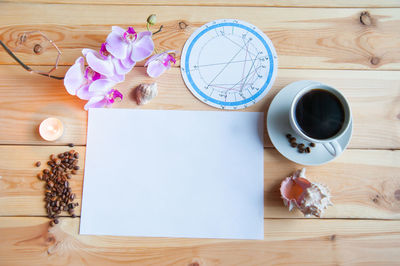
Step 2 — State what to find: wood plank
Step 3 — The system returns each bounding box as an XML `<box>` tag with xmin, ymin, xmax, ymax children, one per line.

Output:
<box><xmin>1</xmin><ymin>4</ymin><xmax>400</xmax><ymax>70</ymax></box>
<box><xmin>3</xmin><ymin>0</ymin><xmax>400</xmax><ymax>8</ymax></box>
<box><xmin>1</xmin><ymin>145</ymin><xmax>399</xmax><ymax>219</ymax></box>
<box><xmin>0</xmin><ymin>217</ymin><xmax>399</xmax><ymax>265</ymax></box>
<box><xmin>0</xmin><ymin>65</ymin><xmax>399</xmax><ymax>149</ymax></box>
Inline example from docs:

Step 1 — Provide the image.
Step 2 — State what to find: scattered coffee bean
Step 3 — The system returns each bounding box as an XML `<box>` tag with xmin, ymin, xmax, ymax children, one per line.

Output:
<box><xmin>71</xmin><ymin>214</ymin><xmax>76</xmax><ymax>218</ymax></box>
<box><xmin>35</xmin><ymin>161</ymin><xmax>41</xmax><ymax>167</ymax></box>
<box><xmin>68</xmin><ymin>143</ymin><xmax>75</xmax><ymax>147</ymax></box>
<box><xmin>37</xmin><ymin>173</ymin><xmax>43</xmax><ymax>180</ymax></box>
<box><xmin>285</xmin><ymin>133</ymin><xmax>315</xmax><ymax>154</ymax></box>
<box><xmin>35</xmin><ymin>150</ymin><xmax>80</xmax><ymax>227</ymax></box>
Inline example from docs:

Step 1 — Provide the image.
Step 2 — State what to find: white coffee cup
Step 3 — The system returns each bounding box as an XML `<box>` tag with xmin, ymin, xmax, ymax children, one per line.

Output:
<box><xmin>289</xmin><ymin>83</ymin><xmax>352</xmax><ymax>157</ymax></box>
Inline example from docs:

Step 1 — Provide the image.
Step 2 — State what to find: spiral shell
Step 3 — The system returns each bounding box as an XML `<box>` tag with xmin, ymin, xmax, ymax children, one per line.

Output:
<box><xmin>134</xmin><ymin>83</ymin><xmax>158</xmax><ymax>105</ymax></box>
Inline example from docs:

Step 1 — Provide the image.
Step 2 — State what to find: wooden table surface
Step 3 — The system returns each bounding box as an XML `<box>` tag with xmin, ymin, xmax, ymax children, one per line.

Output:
<box><xmin>1</xmin><ymin>0</ymin><xmax>400</xmax><ymax>265</ymax></box>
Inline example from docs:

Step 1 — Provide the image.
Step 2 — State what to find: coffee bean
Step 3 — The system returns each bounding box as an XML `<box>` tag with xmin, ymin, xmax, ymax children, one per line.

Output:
<box><xmin>298</xmin><ymin>148</ymin><xmax>305</xmax><ymax>153</ymax></box>
<box><xmin>310</xmin><ymin>142</ymin><xmax>316</xmax><ymax>147</ymax></box>
<box><xmin>68</xmin><ymin>143</ymin><xmax>74</xmax><ymax>147</ymax></box>
<box><xmin>65</xmin><ymin>181</ymin><xmax>69</xmax><ymax>188</ymax></box>
<box><xmin>69</xmin><ymin>150</ymin><xmax>75</xmax><ymax>155</ymax></box>
<box><xmin>37</xmin><ymin>173</ymin><xmax>43</xmax><ymax>180</ymax></box>
<box><xmin>298</xmin><ymin>143</ymin><xmax>305</xmax><ymax>148</ymax></box>
<box><xmin>71</xmin><ymin>170</ymin><xmax>77</xmax><ymax>175</ymax></box>
<box><xmin>74</xmin><ymin>152</ymin><xmax>79</xmax><ymax>159</ymax></box>
<box><xmin>305</xmin><ymin>147</ymin><xmax>311</xmax><ymax>153</ymax></box>
<box><xmin>54</xmin><ymin>219</ymin><xmax>59</xmax><ymax>224</ymax></box>
<box><xmin>73</xmin><ymin>165</ymin><xmax>80</xmax><ymax>170</ymax></box>
<box><xmin>50</xmin><ymin>154</ymin><xmax>56</xmax><ymax>161</ymax></box>
<box><xmin>290</xmin><ymin>137</ymin><xmax>297</xmax><ymax>143</ymax></box>
<box><xmin>70</xmin><ymin>193</ymin><xmax>75</xmax><ymax>200</ymax></box>
<box><xmin>55</xmin><ymin>159</ymin><xmax>61</xmax><ymax>165</ymax></box>
<box><xmin>66</xmin><ymin>174</ymin><xmax>72</xmax><ymax>179</ymax></box>
<box><xmin>35</xmin><ymin>161</ymin><xmax>41</xmax><ymax>167</ymax></box>
<box><xmin>286</xmin><ymin>133</ymin><xmax>292</xmax><ymax>139</ymax></box>
<box><xmin>290</xmin><ymin>142</ymin><xmax>297</xmax><ymax>148</ymax></box>
<box><xmin>71</xmin><ymin>214</ymin><xmax>76</xmax><ymax>218</ymax></box>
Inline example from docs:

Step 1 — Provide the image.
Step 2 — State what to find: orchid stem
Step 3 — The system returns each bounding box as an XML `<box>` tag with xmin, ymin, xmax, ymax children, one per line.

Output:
<box><xmin>152</xmin><ymin>25</ymin><xmax>163</xmax><ymax>35</ymax></box>
<box><xmin>0</xmin><ymin>40</ymin><xmax>64</xmax><ymax>80</ymax></box>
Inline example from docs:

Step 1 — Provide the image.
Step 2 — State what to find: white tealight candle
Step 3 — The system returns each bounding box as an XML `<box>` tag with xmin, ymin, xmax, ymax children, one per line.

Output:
<box><xmin>39</xmin><ymin>117</ymin><xmax>64</xmax><ymax>141</ymax></box>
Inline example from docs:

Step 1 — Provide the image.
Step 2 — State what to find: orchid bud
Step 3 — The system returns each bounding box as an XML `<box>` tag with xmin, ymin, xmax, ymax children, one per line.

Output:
<box><xmin>147</xmin><ymin>14</ymin><xmax>157</xmax><ymax>25</ymax></box>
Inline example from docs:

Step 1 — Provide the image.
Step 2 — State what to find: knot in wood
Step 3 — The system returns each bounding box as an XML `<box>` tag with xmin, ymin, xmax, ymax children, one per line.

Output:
<box><xmin>33</xmin><ymin>44</ymin><xmax>42</xmax><ymax>54</ymax></box>
<box><xmin>179</xmin><ymin>21</ymin><xmax>188</xmax><ymax>29</ymax></box>
<box><xmin>360</xmin><ymin>11</ymin><xmax>372</xmax><ymax>26</ymax></box>
<box><xmin>370</xmin><ymin>57</ymin><xmax>380</xmax><ymax>65</ymax></box>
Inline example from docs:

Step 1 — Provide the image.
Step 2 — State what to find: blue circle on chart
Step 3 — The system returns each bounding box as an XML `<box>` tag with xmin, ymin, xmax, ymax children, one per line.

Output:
<box><xmin>181</xmin><ymin>19</ymin><xmax>278</xmax><ymax>110</ymax></box>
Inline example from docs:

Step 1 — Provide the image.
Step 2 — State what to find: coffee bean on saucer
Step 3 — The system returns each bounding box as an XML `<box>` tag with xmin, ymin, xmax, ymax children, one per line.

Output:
<box><xmin>310</xmin><ymin>142</ymin><xmax>316</xmax><ymax>147</ymax></box>
<box><xmin>290</xmin><ymin>137</ymin><xmax>296</xmax><ymax>143</ymax></box>
<box><xmin>305</xmin><ymin>147</ymin><xmax>311</xmax><ymax>153</ymax></box>
<box><xmin>298</xmin><ymin>148</ymin><xmax>305</xmax><ymax>153</ymax></box>
<box><xmin>290</xmin><ymin>142</ymin><xmax>298</xmax><ymax>148</ymax></box>
<box><xmin>286</xmin><ymin>134</ymin><xmax>292</xmax><ymax>139</ymax></box>
<box><xmin>298</xmin><ymin>143</ymin><xmax>305</xmax><ymax>149</ymax></box>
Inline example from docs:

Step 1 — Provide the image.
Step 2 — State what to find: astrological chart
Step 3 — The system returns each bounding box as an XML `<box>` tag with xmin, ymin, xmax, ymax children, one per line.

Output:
<box><xmin>181</xmin><ymin>19</ymin><xmax>278</xmax><ymax>110</ymax></box>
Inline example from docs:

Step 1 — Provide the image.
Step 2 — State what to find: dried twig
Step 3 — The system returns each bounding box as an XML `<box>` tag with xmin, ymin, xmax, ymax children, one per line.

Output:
<box><xmin>0</xmin><ymin>31</ymin><xmax>64</xmax><ymax>80</ymax></box>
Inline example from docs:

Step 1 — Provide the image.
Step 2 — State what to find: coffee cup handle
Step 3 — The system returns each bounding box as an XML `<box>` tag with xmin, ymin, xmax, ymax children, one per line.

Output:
<box><xmin>323</xmin><ymin>140</ymin><xmax>342</xmax><ymax>157</ymax></box>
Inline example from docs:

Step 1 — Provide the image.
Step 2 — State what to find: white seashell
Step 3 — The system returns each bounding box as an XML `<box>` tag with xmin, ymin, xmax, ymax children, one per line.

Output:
<box><xmin>134</xmin><ymin>83</ymin><xmax>158</xmax><ymax>105</ymax></box>
<box><xmin>280</xmin><ymin>168</ymin><xmax>332</xmax><ymax>218</ymax></box>
<box><xmin>299</xmin><ymin>182</ymin><xmax>332</xmax><ymax>218</ymax></box>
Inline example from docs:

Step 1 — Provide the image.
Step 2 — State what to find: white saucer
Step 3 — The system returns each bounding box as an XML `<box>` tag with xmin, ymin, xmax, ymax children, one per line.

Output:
<box><xmin>267</xmin><ymin>80</ymin><xmax>353</xmax><ymax>166</ymax></box>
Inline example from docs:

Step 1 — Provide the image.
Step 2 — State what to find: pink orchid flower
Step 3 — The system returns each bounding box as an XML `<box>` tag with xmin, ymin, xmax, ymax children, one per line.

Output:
<box><xmin>105</xmin><ymin>26</ymin><xmax>154</xmax><ymax>66</ymax></box>
<box><xmin>84</xmin><ymin>89</ymin><xmax>123</xmax><ymax>110</ymax></box>
<box><xmin>145</xmin><ymin>50</ymin><xmax>176</xmax><ymax>78</ymax></box>
<box><xmin>64</xmin><ymin>55</ymin><xmax>120</xmax><ymax>101</ymax></box>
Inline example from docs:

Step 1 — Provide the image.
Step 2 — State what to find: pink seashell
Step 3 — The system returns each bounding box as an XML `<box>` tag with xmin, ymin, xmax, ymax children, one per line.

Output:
<box><xmin>280</xmin><ymin>168</ymin><xmax>332</xmax><ymax>217</ymax></box>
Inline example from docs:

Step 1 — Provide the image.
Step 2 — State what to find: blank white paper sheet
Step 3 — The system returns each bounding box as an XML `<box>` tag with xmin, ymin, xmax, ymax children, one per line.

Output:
<box><xmin>80</xmin><ymin>109</ymin><xmax>264</xmax><ymax>239</ymax></box>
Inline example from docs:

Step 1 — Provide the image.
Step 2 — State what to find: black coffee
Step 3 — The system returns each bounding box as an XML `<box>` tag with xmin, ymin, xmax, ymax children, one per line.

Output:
<box><xmin>295</xmin><ymin>89</ymin><xmax>345</xmax><ymax>140</ymax></box>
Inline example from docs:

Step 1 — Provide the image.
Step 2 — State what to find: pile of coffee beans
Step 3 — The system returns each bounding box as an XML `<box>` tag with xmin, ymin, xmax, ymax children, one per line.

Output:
<box><xmin>35</xmin><ymin>150</ymin><xmax>80</xmax><ymax>226</ymax></box>
<box><xmin>286</xmin><ymin>134</ymin><xmax>315</xmax><ymax>154</ymax></box>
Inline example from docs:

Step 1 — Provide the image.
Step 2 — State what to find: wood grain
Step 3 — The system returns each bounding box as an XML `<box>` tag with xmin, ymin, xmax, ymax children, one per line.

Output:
<box><xmin>1</xmin><ymin>4</ymin><xmax>400</xmax><ymax>70</ymax></box>
<box><xmin>1</xmin><ymin>145</ymin><xmax>399</xmax><ymax>219</ymax></box>
<box><xmin>0</xmin><ymin>217</ymin><xmax>399</xmax><ymax>265</ymax></box>
<box><xmin>3</xmin><ymin>0</ymin><xmax>400</xmax><ymax>8</ymax></box>
<box><xmin>0</xmin><ymin>65</ymin><xmax>399</xmax><ymax>148</ymax></box>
